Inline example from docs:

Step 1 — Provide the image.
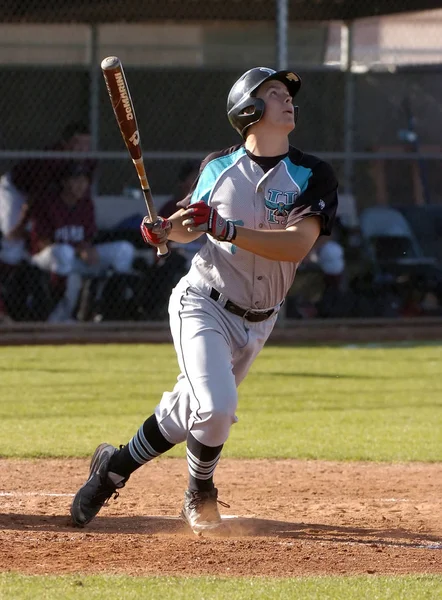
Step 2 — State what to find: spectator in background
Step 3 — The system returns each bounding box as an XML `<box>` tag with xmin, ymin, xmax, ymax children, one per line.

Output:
<box><xmin>0</xmin><ymin>121</ymin><xmax>94</xmax><ymax>267</ymax></box>
<box><xmin>0</xmin><ymin>122</ymin><xmax>98</xmax><ymax>321</ymax></box>
<box><xmin>11</xmin><ymin>120</ymin><xmax>94</xmax><ymax>198</ymax></box>
<box><xmin>0</xmin><ymin>176</ymin><xmax>49</xmax><ymax>321</ymax></box>
<box><xmin>30</xmin><ymin>161</ymin><xmax>135</xmax><ymax>322</ymax></box>
<box><xmin>312</xmin><ymin>223</ymin><xmax>351</xmax><ymax>318</ymax></box>
<box><xmin>54</xmin><ymin>121</ymin><xmax>92</xmax><ymax>156</ymax></box>
<box><xmin>316</xmin><ymin>237</ymin><xmax>346</xmax><ymax>289</ymax></box>
<box><xmin>0</xmin><ymin>174</ymin><xmax>30</xmax><ymax>266</ymax></box>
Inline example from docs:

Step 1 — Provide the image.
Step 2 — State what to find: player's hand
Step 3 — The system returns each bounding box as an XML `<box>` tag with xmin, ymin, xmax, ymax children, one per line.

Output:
<box><xmin>140</xmin><ymin>216</ymin><xmax>172</xmax><ymax>247</ymax></box>
<box><xmin>181</xmin><ymin>201</ymin><xmax>237</xmax><ymax>242</ymax></box>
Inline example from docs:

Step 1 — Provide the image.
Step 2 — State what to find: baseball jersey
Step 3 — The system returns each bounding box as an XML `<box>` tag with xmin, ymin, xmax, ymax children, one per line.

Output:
<box><xmin>185</xmin><ymin>144</ymin><xmax>338</xmax><ymax>310</ymax></box>
<box><xmin>30</xmin><ymin>194</ymin><xmax>96</xmax><ymax>254</ymax></box>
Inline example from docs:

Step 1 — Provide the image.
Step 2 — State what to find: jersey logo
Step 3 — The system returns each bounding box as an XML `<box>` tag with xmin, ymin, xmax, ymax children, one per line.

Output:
<box><xmin>265</xmin><ymin>189</ymin><xmax>297</xmax><ymax>224</ymax></box>
<box><xmin>318</xmin><ymin>199</ymin><xmax>325</xmax><ymax>210</ymax></box>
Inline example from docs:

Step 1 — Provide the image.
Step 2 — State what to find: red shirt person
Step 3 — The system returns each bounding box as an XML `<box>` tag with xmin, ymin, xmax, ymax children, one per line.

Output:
<box><xmin>30</xmin><ymin>161</ymin><xmax>135</xmax><ymax>322</ymax></box>
<box><xmin>30</xmin><ymin>162</ymin><xmax>96</xmax><ymax>259</ymax></box>
<box><xmin>0</xmin><ymin>122</ymin><xmax>95</xmax><ymax>268</ymax></box>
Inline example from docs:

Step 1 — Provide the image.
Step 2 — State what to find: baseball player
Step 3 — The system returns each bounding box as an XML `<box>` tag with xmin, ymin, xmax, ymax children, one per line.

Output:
<box><xmin>71</xmin><ymin>67</ymin><xmax>338</xmax><ymax>534</ymax></box>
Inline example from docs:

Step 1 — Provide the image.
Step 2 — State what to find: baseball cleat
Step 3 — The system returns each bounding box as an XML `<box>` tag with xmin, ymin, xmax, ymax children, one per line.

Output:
<box><xmin>70</xmin><ymin>442</ymin><xmax>126</xmax><ymax>527</ymax></box>
<box><xmin>180</xmin><ymin>488</ymin><xmax>228</xmax><ymax>535</ymax></box>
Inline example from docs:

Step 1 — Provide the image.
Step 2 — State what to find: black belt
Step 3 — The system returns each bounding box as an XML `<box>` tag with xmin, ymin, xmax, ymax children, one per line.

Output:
<box><xmin>210</xmin><ymin>288</ymin><xmax>275</xmax><ymax>322</ymax></box>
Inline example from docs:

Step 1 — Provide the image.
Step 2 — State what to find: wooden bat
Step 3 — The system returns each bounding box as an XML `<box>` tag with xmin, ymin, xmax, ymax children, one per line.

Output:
<box><xmin>101</xmin><ymin>55</ymin><xmax>169</xmax><ymax>257</ymax></box>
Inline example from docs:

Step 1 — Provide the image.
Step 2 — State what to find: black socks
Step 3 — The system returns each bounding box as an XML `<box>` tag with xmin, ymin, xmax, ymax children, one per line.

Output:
<box><xmin>108</xmin><ymin>416</ymin><xmax>224</xmax><ymax>494</ymax></box>
<box><xmin>186</xmin><ymin>433</ymin><xmax>223</xmax><ymax>492</ymax></box>
<box><xmin>108</xmin><ymin>414</ymin><xmax>174</xmax><ymax>479</ymax></box>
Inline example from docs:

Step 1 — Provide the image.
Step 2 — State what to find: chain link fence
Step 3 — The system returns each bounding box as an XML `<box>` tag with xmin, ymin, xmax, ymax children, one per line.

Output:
<box><xmin>1</xmin><ymin>1</ymin><xmax>442</xmax><ymax>323</ymax></box>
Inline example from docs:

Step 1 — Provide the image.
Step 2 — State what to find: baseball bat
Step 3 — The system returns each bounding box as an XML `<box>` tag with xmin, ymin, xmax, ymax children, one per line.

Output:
<box><xmin>101</xmin><ymin>55</ymin><xmax>169</xmax><ymax>257</ymax></box>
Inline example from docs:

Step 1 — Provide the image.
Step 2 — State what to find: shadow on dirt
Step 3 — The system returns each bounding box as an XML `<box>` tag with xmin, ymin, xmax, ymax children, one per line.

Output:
<box><xmin>1</xmin><ymin>513</ymin><xmax>440</xmax><ymax>549</ymax></box>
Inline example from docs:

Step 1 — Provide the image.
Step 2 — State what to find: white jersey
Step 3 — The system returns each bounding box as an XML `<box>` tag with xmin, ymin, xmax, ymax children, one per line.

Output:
<box><xmin>185</xmin><ymin>145</ymin><xmax>338</xmax><ymax>310</ymax></box>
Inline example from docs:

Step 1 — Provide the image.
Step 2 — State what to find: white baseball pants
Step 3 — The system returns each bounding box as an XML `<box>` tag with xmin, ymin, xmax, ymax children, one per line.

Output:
<box><xmin>155</xmin><ymin>278</ymin><xmax>279</xmax><ymax>447</ymax></box>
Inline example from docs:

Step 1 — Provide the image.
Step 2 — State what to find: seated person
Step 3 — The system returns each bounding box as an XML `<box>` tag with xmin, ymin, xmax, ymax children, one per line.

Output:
<box><xmin>0</xmin><ymin>170</ymin><xmax>35</xmax><ymax>322</ymax></box>
<box><xmin>0</xmin><ymin>171</ymin><xmax>31</xmax><ymax>266</ymax></box>
<box><xmin>0</xmin><ymin>121</ymin><xmax>95</xmax><ymax>266</ymax></box>
<box><xmin>313</xmin><ymin>234</ymin><xmax>351</xmax><ymax>319</ymax></box>
<box><xmin>316</xmin><ymin>238</ymin><xmax>346</xmax><ymax>289</ymax></box>
<box><xmin>30</xmin><ymin>161</ymin><xmax>135</xmax><ymax>322</ymax></box>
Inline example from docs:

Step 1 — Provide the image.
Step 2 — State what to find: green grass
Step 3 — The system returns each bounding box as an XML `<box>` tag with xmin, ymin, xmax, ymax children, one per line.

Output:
<box><xmin>0</xmin><ymin>343</ymin><xmax>441</xmax><ymax>460</ymax></box>
<box><xmin>0</xmin><ymin>343</ymin><xmax>440</xmax><ymax>597</ymax></box>
<box><xmin>0</xmin><ymin>574</ymin><xmax>441</xmax><ymax>600</ymax></box>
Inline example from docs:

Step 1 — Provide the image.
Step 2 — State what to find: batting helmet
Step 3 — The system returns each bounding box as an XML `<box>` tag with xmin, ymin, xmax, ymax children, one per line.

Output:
<box><xmin>227</xmin><ymin>67</ymin><xmax>302</xmax><ymax>138</ymax></box>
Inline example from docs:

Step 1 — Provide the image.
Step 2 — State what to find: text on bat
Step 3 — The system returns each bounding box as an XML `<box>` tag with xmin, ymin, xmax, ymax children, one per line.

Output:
<box><xmin>114</xmin><ymin>72</ymin><xmax>134</xmax><ymax>121</ymax></box>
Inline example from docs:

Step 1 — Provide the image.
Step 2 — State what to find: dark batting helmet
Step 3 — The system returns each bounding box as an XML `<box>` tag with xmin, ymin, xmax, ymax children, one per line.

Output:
<box><xmin>227</xmin><ymin>67</ymin><xmax>302</xmax><ymax>138</ymax></box>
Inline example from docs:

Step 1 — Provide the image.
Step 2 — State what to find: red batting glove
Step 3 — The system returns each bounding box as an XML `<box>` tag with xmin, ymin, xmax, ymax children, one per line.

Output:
<box><xmin>181</xmin><ymin>201</ymin><xmax>236</xmax><ymax>242</ymax></box>
<box><xmin>140</xmin><ymin>216</ymin><xmax>172</xmax><ymax>247</ymax></box>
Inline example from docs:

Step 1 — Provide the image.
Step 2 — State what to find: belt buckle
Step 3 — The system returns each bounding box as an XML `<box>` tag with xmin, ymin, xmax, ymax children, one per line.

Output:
<box><xmin>243</xmin><ymin>308</ymin><xmax>271</xmax><ymax>322</ymax></box>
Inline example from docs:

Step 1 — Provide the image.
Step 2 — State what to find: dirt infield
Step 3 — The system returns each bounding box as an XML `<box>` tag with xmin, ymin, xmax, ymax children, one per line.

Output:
<box><xmin>0</xmin><ymin>458</ymin><xmax>441</xmax><ymax>577</ymax></box>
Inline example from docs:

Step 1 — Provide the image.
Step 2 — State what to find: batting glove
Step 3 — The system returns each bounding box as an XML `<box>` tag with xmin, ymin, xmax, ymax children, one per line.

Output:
<box><xmin>140</xmin><ymin>216</ymin><xmax>172</xmax><ymax>247</ymax></box>
<box><xmin>182</xmin><ymin>201</ymin><xmax>237</xmax><ymax>242</ymax></box>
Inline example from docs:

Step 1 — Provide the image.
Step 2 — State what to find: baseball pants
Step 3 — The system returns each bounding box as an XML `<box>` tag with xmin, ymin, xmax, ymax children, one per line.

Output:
<box><xmin>155</xmin><ymin>277</ymin><xmax>279</xmax><ymax>447</ymax></box>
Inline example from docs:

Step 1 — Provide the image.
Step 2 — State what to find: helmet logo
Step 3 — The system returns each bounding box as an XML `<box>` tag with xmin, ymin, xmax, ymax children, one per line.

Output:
<box><xmin>286</xmin><ymin>73</ymin><xmax>299</xmax><ymax>82</ymax></box>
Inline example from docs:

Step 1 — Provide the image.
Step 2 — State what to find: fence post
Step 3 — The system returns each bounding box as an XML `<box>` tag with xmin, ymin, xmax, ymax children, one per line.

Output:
<box><xmin>341</xmin><ymin>19</ymin><xmax>355</xmax><ymax>200</ymax></box>
<box><xmin>89</xmin><ymin>23</ymin><xmax>100</xmax><ymax>195</ymax></box>
<box><xmin>276</xmin><ymin>0</ymin><xmax>288</xmax><ymax>70</ymax></box>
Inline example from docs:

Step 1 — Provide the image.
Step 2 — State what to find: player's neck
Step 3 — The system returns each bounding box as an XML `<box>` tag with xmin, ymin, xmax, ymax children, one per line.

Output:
<box><xmin>244</xmin><ymin>132</ymin><xmax>289</xmax><ymax>157</ymax></box>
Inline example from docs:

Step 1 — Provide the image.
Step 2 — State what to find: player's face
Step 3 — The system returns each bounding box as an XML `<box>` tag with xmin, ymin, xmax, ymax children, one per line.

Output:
<box><xmin>255</xmin><ymin>80</ymin><xmax>295</xmax><ymax>133</ymax></box>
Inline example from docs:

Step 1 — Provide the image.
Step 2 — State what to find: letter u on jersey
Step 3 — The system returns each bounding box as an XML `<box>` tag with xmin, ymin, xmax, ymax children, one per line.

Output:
<box><xmin>265</xmin><ymin>189</ymin><xmax>297</xmax><ymax>224</ymax></box>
